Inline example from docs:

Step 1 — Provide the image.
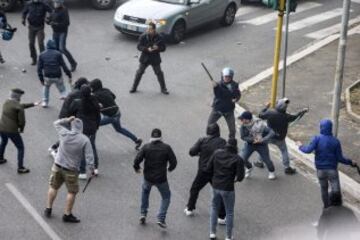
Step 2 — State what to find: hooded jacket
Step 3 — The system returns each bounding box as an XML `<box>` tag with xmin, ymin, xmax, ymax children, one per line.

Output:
<box><xmin>22</xmin><ymin>1</ymin><xmax>52</xmax><ymax>27</ymax></box>
<box><xmin>0</xmin><ymin>11</ymin><xmax>7</xmax><ymax>29</ymax></box>
<box><xmin>90</xmin><ymin>79</ymin><xmax>119</xmax><ymax>117</ymax></box>
<box><xmin>137</xmin><ymin>32</ymin><xmax>166</xmax><ymax>65</ymax></box>
<box><xmin>259</xmin><ymin>99</ymin><xmax>304</xmax><ymax>140</ymax></box>
<box><xmin>299</xmin><ymin>119</ymin><xmax>352</xmax><ymax>170</ymax></box>
<box><xmin>240</xmin><ymin>119</ymin><xmax>275</xmax><ymax>145</ymax></box>
<box><xmin>0</xmin><ymin>99</ymin><xmax>34</xmax><ymax>133</ymax></box>
<box><xmin>212</xmin><ymin>80</ymin><xmax>241</xmax><ymax>113</ymax></box>
<box><xmin>206</xmin><ymin>146</ymin><xmax>245</xmax><ymax>191</ymax></box>
<box><xmin>189</xmin><ymin>124</ymin><xmax>226</xmax><ymax>172</ymax></box>
<box><xmin>49</xmin><ymin>6</ymin><xmax>69</xmax><ymax>33</ymax></box>
<box><xmin>38</xmin><ymin>39</ymin><xmax>71</xmax><ymax>83</ymax></box>
<box><xmin>54</xmin><ymin>118</ymin><xmax>94</xmax><ymax>172</ymax></box>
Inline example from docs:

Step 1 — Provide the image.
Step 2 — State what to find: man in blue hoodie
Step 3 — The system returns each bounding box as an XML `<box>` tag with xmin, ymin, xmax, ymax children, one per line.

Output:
<box><xmin>297</xmin><ymin>119</ymin><xmax>357</xmax><ymax>208</ymax></box>
<box><xmin>38</xmin><ymin>39</ymin><xmax>72</xmax><ymax>108</ymax></box>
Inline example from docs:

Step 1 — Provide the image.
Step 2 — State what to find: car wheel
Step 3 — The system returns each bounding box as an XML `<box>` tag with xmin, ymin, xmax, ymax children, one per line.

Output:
<box><xmin>90</xmin><ymin>0</ymin><xmax>116</xmax><ymax>10</ymax></box>
<box><xmin>0</xmin><ymin>0</ymin><xmax>17</xmax><ymax>12</ymax></box>
<box><xmin>171</xmin><ymin>20</ymin><xmax>186</xmax><ymax>44</ymax></box>
<box><xmin>221</xmin><ymin>4</ymin><xmax>237</xmax><ymax>26</ymax></box>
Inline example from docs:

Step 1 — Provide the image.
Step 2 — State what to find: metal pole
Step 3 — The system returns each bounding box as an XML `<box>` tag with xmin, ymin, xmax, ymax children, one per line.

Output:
<box><xmin>281</xmin><ymin>0</ymin><xmax>291</xmax><ymax>98</ymax></box>
<box><xmin>331</xmin><ymin>0</ymin><xmax>351</xmax><ymax>137</ymax></box>
<box><xmin>270</xmin><ymin>0</ymin><xmax>286</xmax><ymax>108</ymax></box>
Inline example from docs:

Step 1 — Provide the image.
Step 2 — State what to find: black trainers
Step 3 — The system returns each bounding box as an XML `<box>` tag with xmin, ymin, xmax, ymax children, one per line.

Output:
<box><xmin>139</xmin><ymin>215</ymin><xmax>146</xmax><ymax>225</ymax></box>
<box><xmin>44</xmin><ymin>208</ymin><xmax>52</xmax><ymax>218</ymax></box>
<box><xmin>62</xmin><ymin>214</ymin><xmax>80</xmax><ymax>223</ymax></box>
<box><xmin>17</xmin><ymin>167</ymin><xmax>30</xmax><ymax>174</ymax></box>
<box><xmin>71</xmin><ymin>62</ymin><xmax>78</xmax><ymax>72</ymax></box>
<box><xmin>129</xmin><ymin>89</ymin><xmax>137</xmax><ymax>93</ymax></box>
<box><xmin>0</xmin><ymin>159</ymin><xmax>7</xmax><ymax>164</ymax></box>
<box><xmin>285</xmin><ymin>167</ymin><xmax>297</xmax><ymax>175</ymax></box>
<box><xmin>161</xmin><ymin>89</ymin><xmax>169</xmax><ymax>95</ymax></box>
<box><xmin>135</xmin><ymin>138</ymin><xmax>143</xmax><ymax>150</ymax></box>
<box><xmin>157</xmin><ymin>220</ymin><xmax>167</xmax><ymax>228</ymax></box>
<box><xmin>254</xmin><ymin>161</ymin><xmax>264</xmax><ymax>168</ymax></box>
<box><xmin>31</xmin><ymin>59</ymin><xmax>37</xmax><ymax>66</ymax></box>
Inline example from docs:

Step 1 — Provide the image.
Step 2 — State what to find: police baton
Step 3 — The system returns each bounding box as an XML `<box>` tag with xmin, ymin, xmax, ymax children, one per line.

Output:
<box><xmin>201</xmin><ymin>62</ymin><xmax>215</xmax><ymax>82</ymax></box>
<box><xmin>82</xmin><ymin>175</ymin><xmax>94</xmax><ymax>193</ymax></box>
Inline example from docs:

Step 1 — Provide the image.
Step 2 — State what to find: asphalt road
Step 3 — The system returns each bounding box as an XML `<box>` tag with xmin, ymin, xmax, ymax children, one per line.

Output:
<box><xmin>0</xmin><ymin>0</ymin><xmax>359</xmax><ymax>239</ymax></box>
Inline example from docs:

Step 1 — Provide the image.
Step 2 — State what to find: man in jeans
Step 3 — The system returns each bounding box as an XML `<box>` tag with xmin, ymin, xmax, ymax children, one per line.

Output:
<box><xmin>45</xmin><ymin>117</ymin><xmax>94</xmax><ymax>223</ymax></box>
<box><xmin>208</xmin><ymin>67</ymin><xmax>241</xmax><ymax>140</ymax></box>
<box><xmin>90</xmin><ymin>79</ymin><xmax>142</xmax><ymax>150</ymax></box>
<box><xmin>297</xmin><ymin>119</ymin><xmax>357</xmax><ymax>208</ymax></box>
<box><xmin>22</xmin><ymin>0</ymin><xmax>52</xmax><ymax>65</ymax></box>
<box><xmin>206</xmin><ymin>139</ymin><xmax>244</xmax><ymax>240</ymax></box>
<box><xmin>38</xmin><ymin>39</ymin><xmax>72</xmax><ymax>108</ymax></box>
<box><xmin>133</xmin><ymin>128</ymin><xmax>177</xmax><ymax>228</ymax></box>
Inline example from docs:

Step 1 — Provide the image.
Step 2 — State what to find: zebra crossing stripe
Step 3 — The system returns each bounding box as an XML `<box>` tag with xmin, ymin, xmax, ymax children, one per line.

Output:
<box><xmin>352</xmin><ymin>0</ymin><xmax>360</xmax><ymax>4</ymax></box>
<box><xmin>235</xmin><ymin>6</ymin><xmax>258</xmax><ymax>18</ymax></box>
<box><xmin>238</xmin><ymin>2</ymin><xmax>321</xmax><ymax>25</ymax></box>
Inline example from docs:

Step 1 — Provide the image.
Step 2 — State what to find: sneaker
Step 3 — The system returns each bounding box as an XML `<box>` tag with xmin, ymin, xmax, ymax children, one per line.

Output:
<box><xmin>78</xmin><ymin>173</ymin><xmax>87</xmax><ymax>180</ymax></box>
<box><xmin>184</xmin><ymin>207</ymin><xmax>194</xmax><ymax>216</ymax></box>
<box><xmin>135</xmin><ymin>138</ymin><xmax>143</xmax><ymax>151</ymax></box>
<box><xmin>268</xmin><ymin>172</ymin><xmax>276</xmax><ymax>180</ymax></box>
<box><xmin>284</xmin><ymin>167</ymin><xmax>297</xmax><ymax>175</ymax></box>
<box><xmin>209</xmin><ymin>233</ymin><xmax>216</xmax><ymax>240</ymax></box>
<box><xmin>245</xmin><ymin>168</ymin><xmax>252</xmax><ymax>178</ymax></box>
<box><xmin>254</xmin><ymin>161</ymin><xmax>264</xmax><ymax>168</ymax></box>
<box><xmin>71</xmin><ymin>62</ymin><xmax>77</xmax><ymax>72</ymax></box>
<box><xmin>49</xmin><ymin>150</ymin><xmax>57</xmax><ymax>160</ymax></box>
<box><xmin>225</xmin><ymin>237</ymin><xmax>233</xmax><ymax>240</ymax></box>
<box><xmin>94</xmin><ymin>169</ymin><xmax>99</xmax><ymax>176</ymax></box>
<box><xmin>0</xmin><ymin>159</ymin><xmax>7</xmax><ymax>164</ymax></box>
<box><xmin>161</xmin><ymin>89</ymin><xmax>169</xmax><ymax>95</ymax></box>
<box><xmin>139</xmin><ymin>215</ymin><xmax>146</xmax><ymax>225</ymax></box>
<box><xmin>129</xmin><ymin>89</ymin><xmax>137</xmax><ymax>93</ymax></box>
<box><xmin>157</xmin><ymin>220</ymin><xmax>167</xmax><ymax>228</ymax></box>
<box><xmin>41</xmin><ymin>102</ymin><xmax>48</xmax><ymax>108</ymax></box>
<box><xmin>17</xmin><ymin>167</ymin><xmax>30</xmax><ymax>174</ymax></box>
<box><xmin>62</xmin><ymin>213</ymin><xmax>80</xmax><ymax>223</ymax></box>
<box><xmin>217</xmin><ymin>218</ymin><xmax>226</xmax><ymax>225</ymax></box>
<box><xmin>0</xmin><ymin>58</ymin><xmax>5</xmax><ymax>64</ymax></box>
<box><xmin>31</xmin><ymin>59</ymin><xmax>37</xmax><ymax>65</ymax></box>
<box><xmin>44</xmin><ymin>208</ymin><xmax>52</xmax><ymax>218</ymax></box>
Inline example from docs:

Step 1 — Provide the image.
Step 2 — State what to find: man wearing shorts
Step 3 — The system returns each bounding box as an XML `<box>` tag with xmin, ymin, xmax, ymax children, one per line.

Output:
<box><xmin>45</xmin><ymin>116</ymin><xmax>94</xmax><ymax>223</ymax></box>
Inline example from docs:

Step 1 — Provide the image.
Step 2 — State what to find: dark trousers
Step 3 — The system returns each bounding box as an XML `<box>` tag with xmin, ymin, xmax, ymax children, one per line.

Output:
<box><xmin>186</xmin><ymin>170</ymin><xmax>226</xmax><ymax>218</ymax></box>
<box><xmin>28</xmin><ymin>25</ymin><xmax>45</xmax><ymax>61</ymax></box>
<box><xmin>132</xmin><ymin>62</ymin><xmax>167</xmax><ymax>91</ymax></box>
<box><xmin>100</xmin><ymin>113</ymin><xmax>137</xmax><ymax>142</ymax></box>
<box><xmin>208</xmin><ymin>110</ymin><xmax>236</xmax><ymax>139</ymax></box>
<box><xmin>80</xmin><ymin>133</ymin><xmax>99</xmax><ymax>173</ymax></box>
<box><xmin>0</xmin><ymin>132</ymin><xmax>25</xmax><ymax>168</ymax></box>
<box><xmin>240</xmin><ymin>142</ymin><xmax>275</xmax><ymax>172</ymax></box>
<box><xmin>317</xmin><ymin>169</ymin><xmax>341</xmax><ymax>208</ymax></box>
<box><xmin>53</xmin><ymin>31</ymin><xmax>76</xmax><ymax>67</ymax></box>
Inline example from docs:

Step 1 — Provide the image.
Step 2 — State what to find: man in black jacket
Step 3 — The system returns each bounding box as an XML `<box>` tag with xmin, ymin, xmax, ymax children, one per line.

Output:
<box><xmin>22</xmin><ymin>0</ymin><xmax>52</xmax><ymax>65</ymax></box>
<box><xmin>38</xmin><ymin>39</ymin><xmax>72</xmax><ymax>108</ymax></box>
<box><xmin>208</xmin><ymin>67</ymin><xmax>240</xmax><ymax>140</ymax></box>
<box><xmin>130</xmin><ymin>22</ymin><xmax>168</xmax><ymax>94</ymax></box>
<box><xmin>0</xmin><ymin>10</ymin><xmax>7</xmax><ymax>63</ymax></box>
<box><xmin>48</xmin><ymin>0</ymin><xmax>77</xmax><ymax>72</ymax></box>
<box><xmin>184</xmin><ymin>123</ymin><xmax>226</xmax><ymax>216</ymax></box>
<box><xmin>207</xmin><ymin>139</ymin><xmax>244</xmax><ymax>240</ymax></box>
<box><xmin>257</xmin><ymin>98</ymin><xmax>308</xmax><ymax>175</ymax></box>
<box><xmin>133</xmin><ymin>128</ymin><xmax>177</xmax><ymax>228</ymax></box>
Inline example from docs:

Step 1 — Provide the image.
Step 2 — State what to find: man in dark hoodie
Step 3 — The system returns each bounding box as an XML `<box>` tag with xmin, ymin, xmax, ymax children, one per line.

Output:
<box><xmin>184</xmin><ymin>123</ymin><xmax>226</xmax><ymax>217</ymax></box>
<box><xmin>257</xmin><ymin>98</ymin><xmax>308</xmax><ymax>175</ymax></box>
<box><xmin>0</xmin><ymin>10</ymin><xmax>7</xmax><ymax>64</ymax></box>
<box><xmin>208</xmin><ymin>67</ymin><xmax>241</xmax><ymax>140</ymax></box>
<box><xmin>38</xmin><ymin>39</ymin><xmax>72</xmax><ymax>108</ymax></box>
<box><xmin>206</xmin><ymin>138</ymin><xmax>244</xmax><ymax>240</ymax></box>
<box><xmin>90</xmin><ymin>79</ymin><xmax>142</xmax><ymax>150</ymax></box>
<box><xmin>133</xmin><ymin>128</ymin><xmax>177</xmax><ymax>228</ymax></box>
<box><xmin>298</xmin><ymin>119</ymin><xmax>356</xmax><ymax>208</ymax></box>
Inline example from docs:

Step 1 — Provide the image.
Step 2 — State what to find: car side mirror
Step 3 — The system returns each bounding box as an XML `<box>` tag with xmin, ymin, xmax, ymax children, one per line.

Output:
<box><xmin>189</xmin><ymin>0</ymin><xmax>201</xmax><ymax>5</ymax></box>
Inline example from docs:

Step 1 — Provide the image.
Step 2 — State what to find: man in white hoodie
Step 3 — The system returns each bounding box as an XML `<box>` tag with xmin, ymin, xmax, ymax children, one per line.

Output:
<box><xmin>45</xmin><ymin>117</ymin><xmax>94</xmax><ymax>223</ymax></box>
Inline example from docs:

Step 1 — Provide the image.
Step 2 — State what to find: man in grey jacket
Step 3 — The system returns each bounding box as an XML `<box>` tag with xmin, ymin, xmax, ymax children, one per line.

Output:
<box><xmin>45</xmin><ymin>117</ymin><xmax>94</xmax><ymax>223</ymax></box>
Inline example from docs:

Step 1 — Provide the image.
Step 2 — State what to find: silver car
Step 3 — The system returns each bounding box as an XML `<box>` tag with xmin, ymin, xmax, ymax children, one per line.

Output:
<box><xmin>114</xmin><ymin>0</ymin><xmax>241</xmax><ymax>43</ymax></box>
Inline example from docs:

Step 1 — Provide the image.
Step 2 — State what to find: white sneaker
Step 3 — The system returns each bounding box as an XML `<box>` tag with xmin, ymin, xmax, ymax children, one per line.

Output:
<box><xmin>78</xmin><ymin>173</ymin><xmax>87</xmax><ymax>180</ymax></box>
<box><xmin>209</xmin><ymin>233</ymin><xmax>216</xmax><ymax>240</ymax></box>
<box><xmin>225</xmin><ymin>237</ymin><xmax>234</xmax><ymax>240</ymax></box>
<box><xmin>41</xmin><ymin>102</ymin><xmax>48</xmax><ymax>108</ymax></box>
<box><xmin>94</xmin><ymin>169</ymin><xmax>99</xmax><ymax>176</ymax></box>
<box><xmin>50</xmin><ymin>150</ymin><xmax>57</xmax><ymax>160</ymax></box>
<box><xmin>245</xmin><ymin>168</ymin><xmax>252</xmax><ymax>178</ymax></box>
<box><xmin>268</xmin><ymin>172</ymin><xmax>276</xmax><ymax>180</ymax></box>
<box><xmin>217</xmin><ymin>218</ymin><xmax>226</xmax><ymax>225</ymax></box>
<box><xmin>184</xmin><ymin>207</ymin><xmax>194</xmax><ymax>216</ymax></box>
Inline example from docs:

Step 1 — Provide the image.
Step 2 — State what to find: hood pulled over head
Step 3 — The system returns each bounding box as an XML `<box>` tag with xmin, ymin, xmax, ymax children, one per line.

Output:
<box><xmin>320</xmin><ymin>119</ymin><xmax>333</xmax><ymax>136</ymax></box>
<box><xmin>90</xmin><ymin>79</ymin><xmax>103</xmax><ymax>91</ymax></box>
<box><xmin>71</xmin><ymin>118</ymin><xmax>83</xmax><ymax>133</ymax></box>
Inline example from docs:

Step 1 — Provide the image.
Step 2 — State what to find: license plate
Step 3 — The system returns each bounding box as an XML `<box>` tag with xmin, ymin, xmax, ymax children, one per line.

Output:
<box><xmin>126</xmin><ymin>25</ymin><xmax>137</xmax><ymax>31</ymax></box>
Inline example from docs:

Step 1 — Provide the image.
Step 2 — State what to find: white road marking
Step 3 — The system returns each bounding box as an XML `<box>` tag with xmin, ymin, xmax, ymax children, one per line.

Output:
<box><xmin>352</xmin><ymin>0</ymin><xmax>360</xmax><ymax>4</ymax></box>
<box><xmin>286</xmin><ymin>8</ymin><xmax>344</xmax><ymax>32</ymax></box>
<box><xmin>239</xmin><ymin>2</ymin><xmax>321</xmax><ymax>25</ymax></box>
<box><xmin>306</xmin><ymin>15</ymin><xmax>360</xmax><ymax>39</ymax></box>
<box><xmin>235</xmin><ymin>6</ymin><xmax>258</xmax><ymax>17</ymax></box>
<box><xmin>5</xmin><ymin>183</ymin><xmax>62</xmax><ymax>240</ymax></box>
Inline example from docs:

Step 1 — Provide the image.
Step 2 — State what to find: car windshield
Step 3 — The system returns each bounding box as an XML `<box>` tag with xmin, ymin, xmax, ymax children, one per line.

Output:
<box><xmin>155</xmin><ymin>0</ymin><xmax>186</xmax><ymax>5</ymax></box>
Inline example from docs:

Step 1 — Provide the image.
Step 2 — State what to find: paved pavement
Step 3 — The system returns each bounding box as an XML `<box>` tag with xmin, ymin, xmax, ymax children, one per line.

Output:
<box><xmin>0</xmin><ymin>0</ymin><xmax>359</xmax><ymax>239</ymax></box>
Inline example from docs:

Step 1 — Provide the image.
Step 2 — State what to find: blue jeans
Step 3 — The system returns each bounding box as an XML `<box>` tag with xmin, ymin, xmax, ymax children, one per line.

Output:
<box><xmin>140</xmin><ymin>179</ymin><xmax>171</xmax><ymax>222</ymax></box>
<box><xmin>317</xmin><ymin>169</ymin><xmax>341</xmax><ymax>208</ymax></box>
<box><xmin>53</xmin><ymin>31</ymin><xmax>76</xmax><ymax>67</ymax></box>
<box><xmin>259</xmin><ymin>138</ymin><xmax>290</xmax><ymax>168</ymax></box>
<box><xmin>0</xmin><ymin>133</ymin><xmax>25</xmax><ymax>168</ymax></box>
<box><xmin>42</xmin><ymin>77</ymin><xmax>67</xmax><ymax>104</ymax></box>
<box><xmin>240</xmin><ymin>142</ymin><xmax>275</xmax><ymax>172</ymax></box>
<box><xmin>100</xmin><ymin>114</ymin><xmax>137</xmax><ymax>142</ymax></box>
<box><xmin>80</xmin><ymin>134</ymin><xmax>99</xmax><ymax>173</ymax></box>
<box><xmin>210</xmin><ymin>188</ymin><xmax>235</xmax><ymax>239</ymax></box>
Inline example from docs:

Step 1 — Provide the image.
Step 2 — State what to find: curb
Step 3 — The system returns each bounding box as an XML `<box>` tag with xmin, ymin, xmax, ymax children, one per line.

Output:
<box><xmin>345</xmin><ymin>79</ymin><xmax>360</xmax><ymax>123</ymax></box>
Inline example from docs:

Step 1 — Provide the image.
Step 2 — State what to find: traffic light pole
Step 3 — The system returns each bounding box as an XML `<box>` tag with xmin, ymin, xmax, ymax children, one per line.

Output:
<box><xmin>270</xmin><ymin>0</ymin><xmax>286</xmax><ymax>108</ymax></box>
<box><xmin>331</xmin><ymin>0</ymin><xmax>351</xmax><ymax>136</ymax></box>
<box><xmin>281</xmin><ymin>0</ymin><xmax>291</xmax><ymax>98</ymax></box>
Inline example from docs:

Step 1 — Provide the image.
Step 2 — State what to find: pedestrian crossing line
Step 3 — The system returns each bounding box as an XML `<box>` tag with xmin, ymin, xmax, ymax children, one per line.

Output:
<box><xmin>235</xmin><ymin>6</ymin><xmax>258</xmax><ymax>18</ymax></box>
<box><xmin>352</xmin><ymin>0</ymin><xmax>360</xmax><ymax>4</ymax></box>
<box><xmin>238</xmin><ymin>2</ymin><xmax>322</xmax><ymax>25</ymax></box>
<box><xmin>284</xmin><ymin>8</ymin><xmax>344</xmax><ymax>32</ymax></box>
<box><xmin>306</xmin><ymin>15</ymin><xmax>360</xmax><ymax>39</ymax></box>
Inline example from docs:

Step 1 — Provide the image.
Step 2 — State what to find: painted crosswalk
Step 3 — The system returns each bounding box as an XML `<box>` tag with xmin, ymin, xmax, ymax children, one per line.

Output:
<box><xmin>352</xmin><ymin>0</ymin><xmax>360</xmax><ymax>4</ymax></box>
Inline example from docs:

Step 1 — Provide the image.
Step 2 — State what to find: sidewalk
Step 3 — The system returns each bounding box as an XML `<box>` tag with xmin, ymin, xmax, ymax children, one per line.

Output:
<box><xmin>240</xmin><ymin>33</ymin><xmax>360</xmax><ymax>183</ymax></box>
